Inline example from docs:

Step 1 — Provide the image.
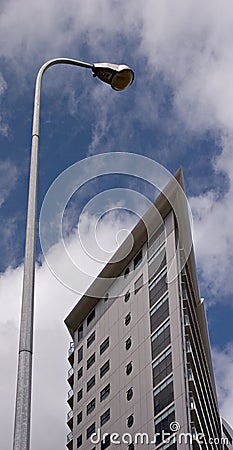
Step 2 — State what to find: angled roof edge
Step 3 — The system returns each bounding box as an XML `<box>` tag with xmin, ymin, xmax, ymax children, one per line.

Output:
<box><xmin>64</xmin><ymin>167</ymin><xmax>186</xmax><ymax>335</ymax></box>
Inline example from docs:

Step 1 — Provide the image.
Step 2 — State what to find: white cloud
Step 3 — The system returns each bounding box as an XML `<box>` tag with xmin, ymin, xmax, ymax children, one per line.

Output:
<box><xmin>0</xmin><ymin>72</ymin><xmax>8</xmax><ymax>136</ymax></box>
<box><xmin>0</xmin><ymin>159</ymin><xmax>18</xmax><ymax>207</ymax></box>
<box><xmin>0</xmin><ymin>210</ymin><xmax>136</xmax><ymax>450</ymax></box>
<box><xmin>189</xmin><ymin>134</ymin><xmax>233</xmax><ymax>298</ymax></box>
<box><xmin>213</xmin><ymin>344</ymin><xmax>233</xmax><ymax>426</ymax></box>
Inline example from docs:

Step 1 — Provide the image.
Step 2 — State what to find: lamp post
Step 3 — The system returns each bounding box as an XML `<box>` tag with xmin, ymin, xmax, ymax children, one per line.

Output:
<box><xmin>13</xmin><ymin>57</ymin><xmax>134</xmax><ymax>450</ymax></box>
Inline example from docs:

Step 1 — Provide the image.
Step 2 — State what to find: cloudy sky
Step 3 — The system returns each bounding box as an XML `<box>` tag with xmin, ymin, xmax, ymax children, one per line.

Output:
<box><xmin>1</xmin><ymin>1</ymin><xmax>233</xmax><ymax>449</ymax></box>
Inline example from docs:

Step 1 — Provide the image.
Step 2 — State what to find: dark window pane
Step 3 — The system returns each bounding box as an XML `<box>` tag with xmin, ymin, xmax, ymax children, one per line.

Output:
<box><xmin>101</xmin><ymin>434</ymin><xmax>110</xmax><ymax>449</ymax></box>
<box><xmin>87</xmin><ymin>352</ymin><xmax>95</xmax><ymax>370</ymax></box>
<box><xmin>100</xmin><ymin>383</ymin><xmax>110</xmax><ymax>402</ymax></box>
<box><xmin>77</xmin><ymin>367</ymin><xmax>83</xmax><ymax>380</ymax></box>
<box><xmin>134</xmin><ymin>250</ymin><xmax>142</xmax><ymax>269</ymax></box>
<box><xmin>125</xmin><ymin>291</ymin><xmax>130</xmax><ymax>302</ymax></box>
<box><xmin>87</xmin><ymin>331</ymin><xmax>95</xmax><ymax>348</ymax></box>
<box><xmin>100</xmin><ymin>408</ymin><xmax>110</xmax><ymax>426</ymax></box>
<box><xmin>153</xmin><ymin>351</ymin><xmax>172</xmax><ymax>387</ymax></box>
<box><xmin>86</xmin><ymin>422</ymin><xmax>95</xmax><ymax>439</ymax></box>
<box><xmin>78</xmin><ymin>324</ymin><xmax>83</xmax><ymax>341</ymax></box>
<box><xmin>77</xmin><ymin>411</ymin><xmax>83</xmax><ymax>424</ymax></box>
<box><xmin>124</xmin><ymin>267</ymin><xmax>130</xmax><ymax>278</ymax></box>
<box><xmin>126</xmin><ymin>387</ymin><xmax>133</xmax><ymax>401</ymax></box>
<box><xmin>126</xmin><ymin>362</ymin><xmax>133</xmax><ymax>375</ymax></box>
<box><xmin>77</xmin><ymin>389</ymin><xmax>82</xmax><ymax>402</ymax></box>
<box><xmin>155</xmin><ymin>410</ymin><xmax>175</xmax><ymax>444</ymax></box>
<box><xmin>87</xmin><ymin>398</ymin><xmax>96</xmax><ymax>415</ymax></box>
<box><xmin>100</xmin><ymin>360</ymin><xmax>110</xmax><ymax>378</ymax></box>
<box><xmin>100</xmin><ymin>337</ymin><xmax>110</xmax><ymax>355</ymax></box>
<box><xmin>87</xmin><ymin>309</ymin><xmax>95</xmax><ymax>326</ymax></box>
<box><xmin>125</xmin><ymin>313</ymin><xmax>131</xmax><ymax>326</ymax></box>
<box><xmin>150</xmin><ymin>297</ymin><xmax>169</xmax><ymax>333</ymax></box>
<box><xmin>154</xmin><ymin>381</ymin><xmax>174</xmax><ymax>415</ymax></box>
<box><xmin>149</xmin><ymin>275</ymin><xmax>167</xmax><ymax>308</ymax></box>
<box><xmin>87</xmin><ymin>375</ymin><xmax>95</xmax><ymax>392</ymax></box>
<box><xmin>134</xmin><ymin>274</ymin><xmax>143</xmax><ymax>294</ymax></box>
<box><xmin>125</xmin><ymin>337</ymin><xmax>132</xmax><ymax>350</ymax></box>
<box><xmin>78</xmin><ymin>346</ymin><xmax>83</xmax><ymax>363</ymax></box>
<box><xmin>151</xmin><ymin>324</ymin><xmax>170</xmax><ymax>360</ymax></box>
<box><xmin>149</xmin><ymin>254</ymin><xmax>166</xmax><ymax>282</ymax></box>
<box><xmin>127</xmin><ymin>414</ymin><xmax>134</xmax><ymax>428</ymax></box>
<box><xmin>77</xmin><ymin>435</ymin><xmax>82</xmax><ymax>448</ymax></box>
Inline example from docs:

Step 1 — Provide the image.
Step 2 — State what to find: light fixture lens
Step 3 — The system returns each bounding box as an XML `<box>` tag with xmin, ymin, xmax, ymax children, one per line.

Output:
<box><xmin>111</xmin><ymin>69</ymin><xmax>134</xmax><ymax>91</ymax></box>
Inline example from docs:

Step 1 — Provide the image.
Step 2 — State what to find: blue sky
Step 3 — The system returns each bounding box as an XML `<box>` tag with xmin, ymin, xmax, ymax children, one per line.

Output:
<box><xmin>0</xmin><ymin>1</ymin><xmax>233</xmax><ymax>449</ymax></box>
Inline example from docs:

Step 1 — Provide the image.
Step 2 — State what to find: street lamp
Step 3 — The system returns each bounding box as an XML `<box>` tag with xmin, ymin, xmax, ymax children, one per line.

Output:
<box><xmin>13</xmin><ymin>58</ymin><xmax>134</xmax><ymax>450</ymax></box>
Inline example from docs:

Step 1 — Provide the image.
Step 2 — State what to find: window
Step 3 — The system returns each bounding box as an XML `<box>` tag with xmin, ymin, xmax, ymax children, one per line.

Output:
<box><xmin>77</xmin><ymin>389</ymin><xmax>83</xmax><ymax>402</ymax></box>
<box><xmin>77</xmin><ymin>411</ymin><xmax>83</xmax><ymax>425</ymax></box>
<box><xmin>125</xmin><ymin>337</ymin><xmax>132</xmax><ymax>351</ymax></box>
<box><xmin>127</xmin><ymin>414</ymin><xmax>134</xmax><ymax>428</ymax></box>
<box><xmin>100</xmin><ymin>383</ymin><xmax>110</xmax><ymax>402</ymax></box>
<box><xmin>126</xmin><ymin>387</ymin><xmax>133</xmax><ymax>401</ymax></box>
<box><xmin>77</xmin><ymin>434</ymin><xmax>82</xmax><ymax>448</ymax></box>
<box><xmin>134</xmin><ymin>249</ymin><xmax>142</xmax><ymax>269</ymax></box>
<box><xmin>151</xmin><ymin>320</ymin><xmax>170</xmax><ymax>360</ymax></box>
<box><xmin>87</xmin><ymin>331</ymin><xmax>95</xmax><ymax>348</ymax></box>
<box><xmin>100</xmin><ymin>360</ymin><xmax>110</xmax><ymax>378</ymax></box>
<box><xmin>134</xmin><ymin>274</ymin><xmax>143</xmax><ymax>294</ymax></box>
<box><xmin>87</xmin><ymin>375</ymin><xmax>95</xmax><ymax>392</ymax></box>
<box><xmin>126</xmin><ymin>361</ymin><xmax>133</xmax><ymax>375</ymax></box>
<box><xmin>149</xmin><ymin>269</ymin><xmax>167</xmax><ymax>308</ymax></box>
<box><xmin>124</xmin><ymin>291</ymin><xmax>130</xmax><ymax>302</ymax></box>
<box><xmin>148</xmin><ymin>242</ymin><xmax>166</xmax><ymax>282</ymax></box>
<box><xmin>148</xmin><ymin>226</ymin><xmax>165</xmax><ymax>260</ymax></box>
<box><xmin>87</xmin><ymin>309</ymin><xmax>95</xmax><ymax>326</ymax></box>
<box><xmin>100</xmin><ymin>408</ymin><xmax>110</xmax><ymax>426</ymax></box>
<box><xmin>100</xmin><ymin>337</ymin><xmax>110</xmax><ymax>355</ymax></box>
<box><xmin>87</xmin><ymin>398</ymin><xmax>96</xmax><ymax>415</ymax></box>
<box><xmin>155</xmin><ymin>407</ymin><xmax>175</xmax><ymax>445</ymax></box>
<box><xmin>124</xmin><ymin>267</ymin><xmax>130</xmax><ymax>278</ymax></box>
<box><xmin>87</xmin><ymin>422</ymin><xmax>95</xmax><ymax>440</ymax></box>
<box><xmin>77</xmin><ymin>367</ymin><xmax>83</xmax><ymax>380</ymax></box>
<box><xmin>152</xmin><ymin>348</ymin><xmax>172</xmax><ymax>387</ymax></box>
<box><xmin>103</xmin><ymin>293</ymin><xmax>109</xmax><ymax>302</ymax></box>
<box><xmin>125</xmin><ymin>313</ymin><xmax>131</xmax><ymax>326</ymax></box>
<box><xmin>78</xmin><ymin>346</ymin><xmax>83</xmax><ymax>363</ymax></box>
<box><xmin>150</xmin><ymin>294</ymin><xmax>169</xmax><ymax>333</ymax></box>
<box><xmin>101</xmin><ymin>434</ymin><xmax>110</xmax><ymax>449</ymax></box>
<box><xmin>87</xmin><ymin>352</ymin><xmax>95</xmax><ymax>370</ymax></box>
<box><xmin>78</xmin><ymin>324</ymin><xmax>83</xmax><ymax>342</ymax></box>
<box><xmin>153</xmin><ymin>376</ymin><xmax>174</xmax><ymax>415</ymax></box>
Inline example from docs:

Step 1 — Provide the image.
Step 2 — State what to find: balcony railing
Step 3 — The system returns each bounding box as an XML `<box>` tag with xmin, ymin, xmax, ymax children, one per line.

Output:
<box><xmin>67</xmin><ymin>389</ymin><xmax>73</xmax><ymax>400</ymax></box>
<box><xmin>67</xmin><ymin>431</ymin><xmax>73</xmax><ymax>444</ymax></box>
<box><xmin>68</xmin><ymin>367</ymin><xmax>74</xmax><ymax>378</ymax></box>
<box><xmin>68</xmin><ymin>342</ymin><xmax>74</xmax><ymax>356</ymax></box>
<box><xmin>67</xmin><ymin>410</ymin><xmax>73</xmax><ymax>422</ymax></box>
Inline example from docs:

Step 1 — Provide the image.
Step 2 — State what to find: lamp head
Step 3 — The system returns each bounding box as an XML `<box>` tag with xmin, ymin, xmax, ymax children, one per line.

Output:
<box><xmin>92</xmin><ymin>62</ymin><xmax>134</xmax><ymax>91</ymax></box>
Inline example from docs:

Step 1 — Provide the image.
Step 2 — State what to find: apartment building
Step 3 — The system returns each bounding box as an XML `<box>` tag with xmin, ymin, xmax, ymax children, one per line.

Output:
<box><xmin>65</xmin><ymin>168</ymin><xmax>224</xmax><ymax>450</ymax></box>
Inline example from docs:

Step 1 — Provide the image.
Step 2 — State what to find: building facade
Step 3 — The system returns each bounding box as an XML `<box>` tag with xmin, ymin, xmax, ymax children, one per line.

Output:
<box><xmin>65</xmin><ymin>169</ymin><xmax>225</xmax><ymax>450</ymax></box>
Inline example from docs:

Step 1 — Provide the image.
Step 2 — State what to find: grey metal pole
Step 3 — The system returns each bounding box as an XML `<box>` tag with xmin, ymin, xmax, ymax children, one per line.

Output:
<box><xmin>13</xmin><ymin>58</ymin><xmax>93</xmax><ymax>450</ymax></box>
